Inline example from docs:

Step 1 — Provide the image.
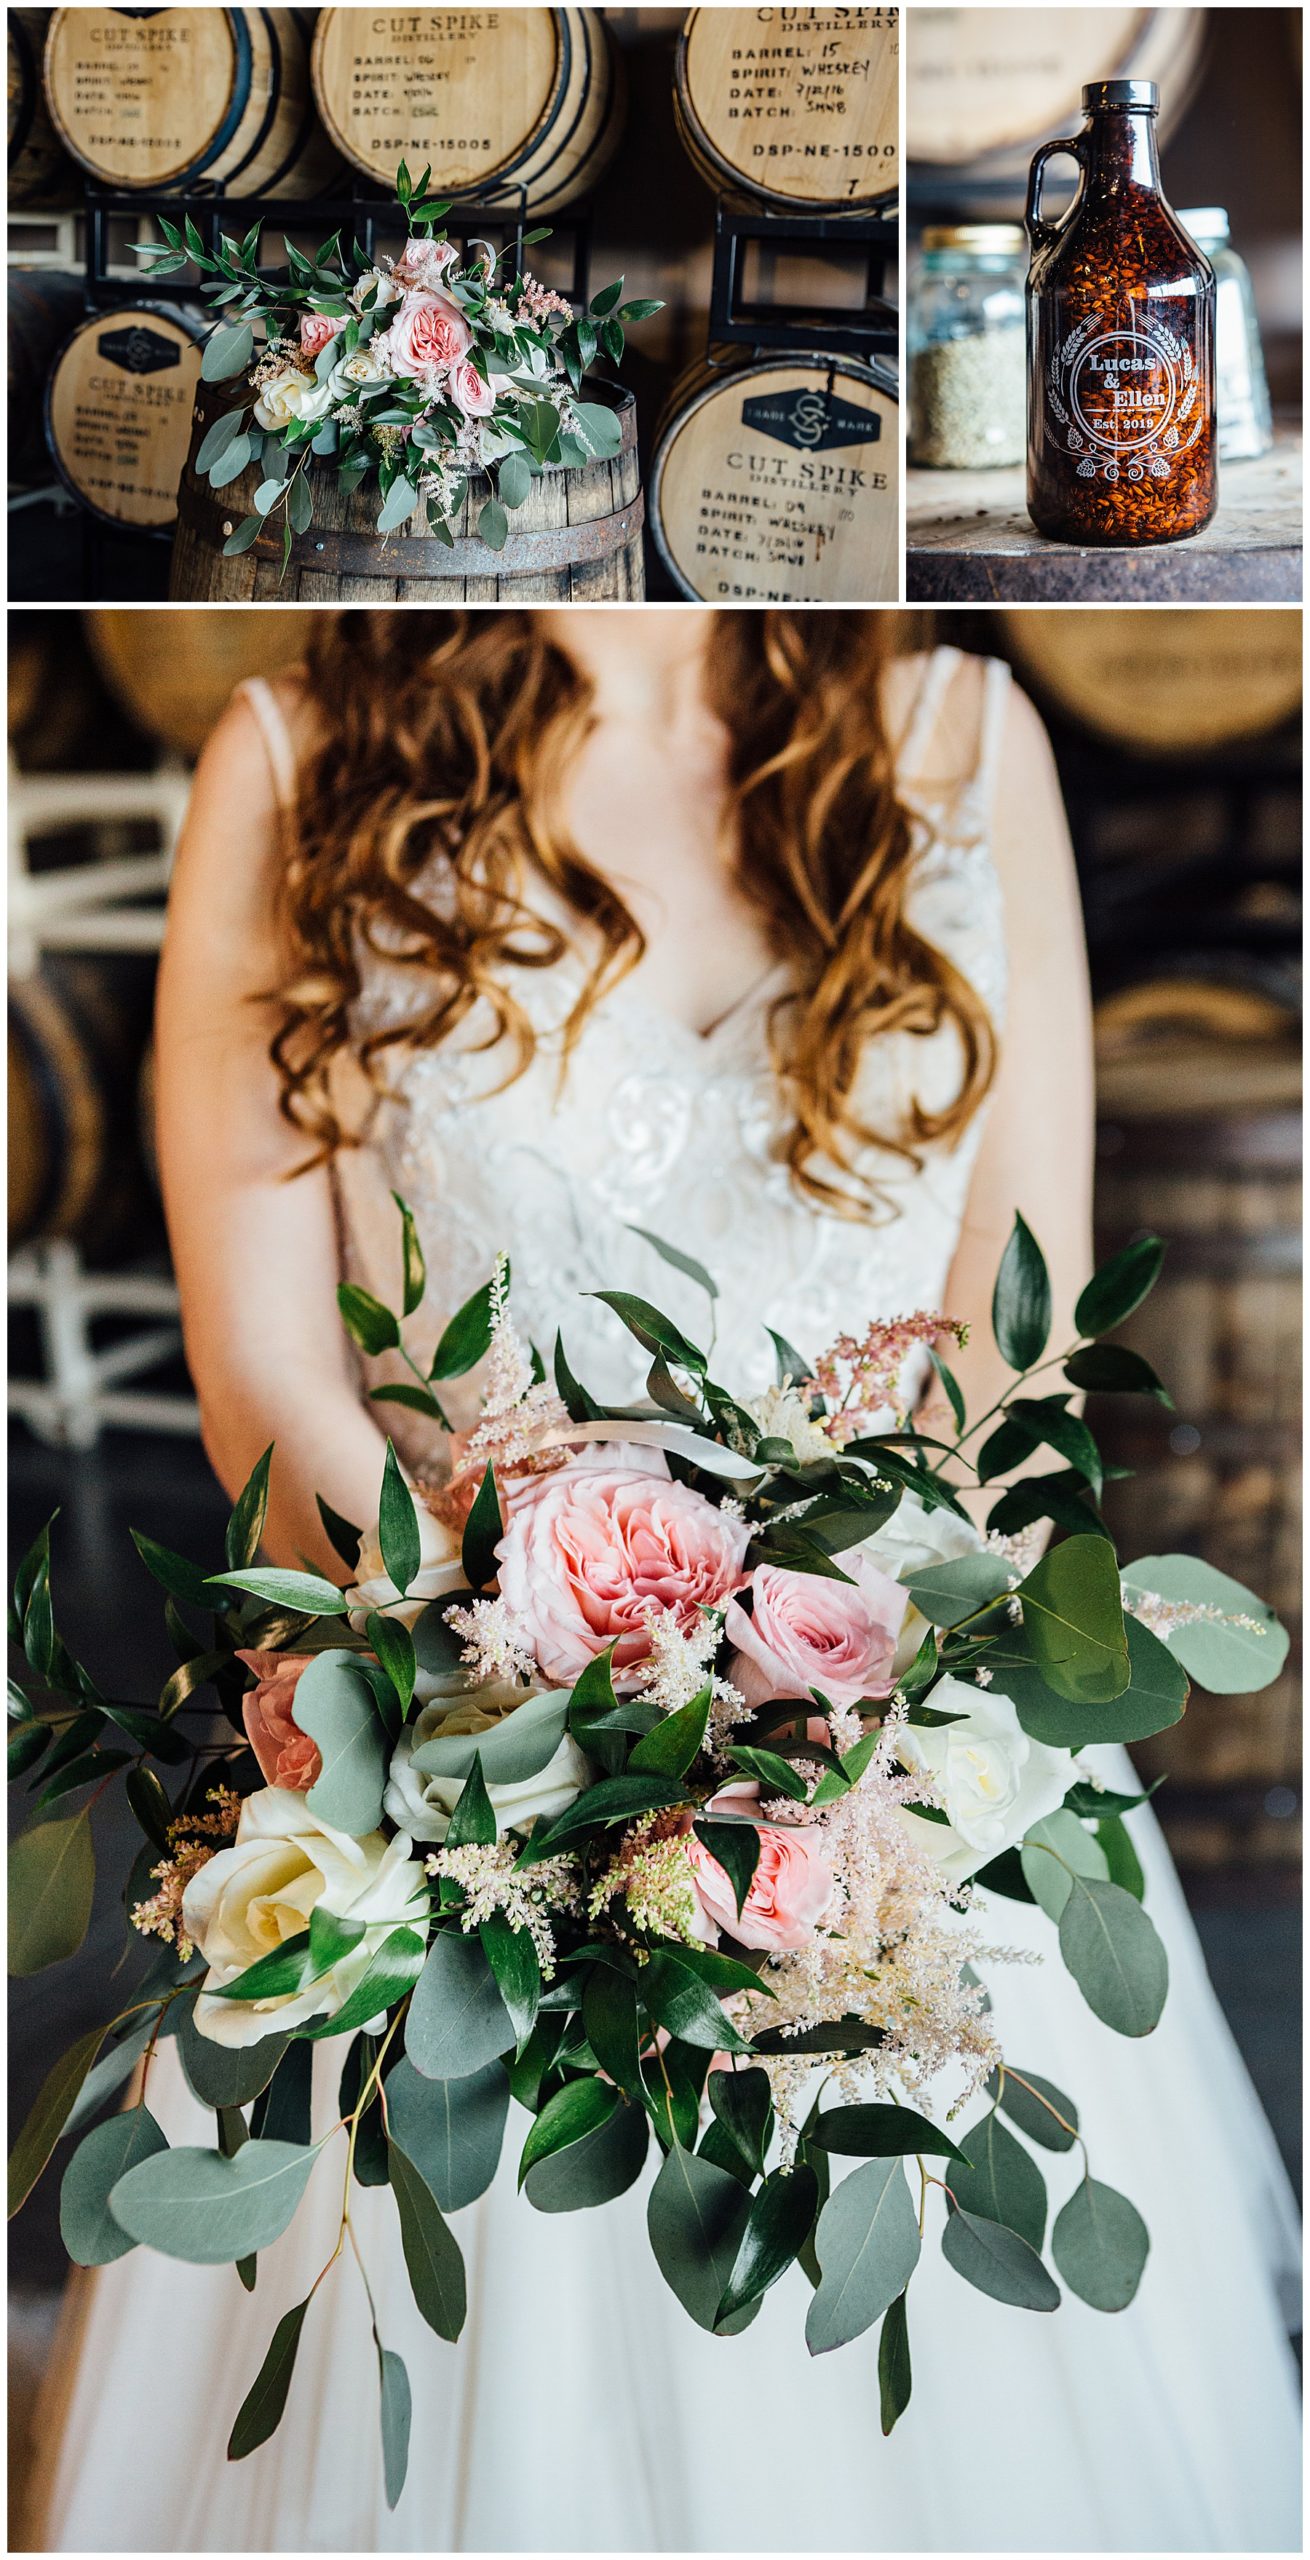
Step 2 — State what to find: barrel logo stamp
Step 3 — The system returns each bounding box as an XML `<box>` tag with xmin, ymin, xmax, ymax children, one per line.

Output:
<box><xmin>740</xmin><ymin>389</ymin><xmax>881</xmax><ymax>454</ymax></box>
<box><xmin>1047</xmin><ymin>314</ymin><xmax>1200</xmax><ymax>482</ymax></box>
<box><xmin>95</xmin><ymin>325</ymin><xmax>183</xmax><ymax>378</ymax></box>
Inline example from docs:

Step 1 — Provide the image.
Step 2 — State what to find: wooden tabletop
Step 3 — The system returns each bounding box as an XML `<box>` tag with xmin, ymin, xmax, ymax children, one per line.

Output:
<box><xmin>906</xmin><ymin>420</ymin><xmax>1302</xmax><ymax>603</ymax></box>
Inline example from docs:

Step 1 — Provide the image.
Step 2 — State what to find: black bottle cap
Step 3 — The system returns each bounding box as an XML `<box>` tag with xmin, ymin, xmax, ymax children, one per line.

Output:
<box><xmin>1083</xmin><ymin>79</ymin><xmax>1160</xmax><ymax>110</ymax></box>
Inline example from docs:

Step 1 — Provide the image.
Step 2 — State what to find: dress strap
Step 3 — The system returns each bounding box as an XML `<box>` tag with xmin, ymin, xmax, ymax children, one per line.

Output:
<box><xmin>973</xmin><ymin>655</ymin><xmax>1014</xmax><ymax>822</ymax></box>
<box><xmin>894</xmin><ymin>644</ymin><xmax>960</xmax><ymax>772</ymax></box>
<box><xmin>236</xmin><ymin>674</ymin><xmax>298</xmax><ymax>811</ymax></box>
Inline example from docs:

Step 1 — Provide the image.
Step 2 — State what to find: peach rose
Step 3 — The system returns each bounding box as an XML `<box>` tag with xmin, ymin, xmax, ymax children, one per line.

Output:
<box><xmin>688</xmin><ymin>1784</ymin><xmax>834</xmax><ymax>1951</ymax></box>
<box><xmin>299</xmin><ymin>311</ymin><xmax>346</xmax><ymax>362</ymax></box>
<box><xmin>495</xmin><ymin>1447</ymin><xmax>750</xmax><ymax>1693</ymax></box>
<box><xmin>382</xmin><ymin>288</ymin><xmax>471</xmax><ymax>380</ymax></box>
<box><xmin>725</xmin><ymin>1551</ymin><xmax>908</xmax><ymax>1711</ymax></box>
<box><xmin>236</xmin><ymin>1651</ymin><xmax>321</xmax><ymax>1792</ymax></box>
<box><xmin>448</xmin><ymin>357</ymin><xmax>497</xmax><ymax>420</ymax></box>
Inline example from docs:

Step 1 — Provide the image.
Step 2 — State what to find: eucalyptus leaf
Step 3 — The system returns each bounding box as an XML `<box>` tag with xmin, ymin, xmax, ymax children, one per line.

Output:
<box><xmin>902</xmin><ymin>1552</ymin><xmax>1013</xmax><ymax>1629</ymax></box>
<box><xmin>406</xmin><ymin>1929</ymin><xmax>512</xmax><ymax>2081</ymax></box>
<box><xmin>879</xmin><ymin>2291</ymin><xmax>913</xmax><ymax>2432</ymax></box>
<box><xmin>1051</xmin><ymin>2175</ymin><xmax>1149</xmax><ymax>2311</ymax></box>
<box><xmin>386</xmin><ymin>2053</ymin><xmax>508</xmax><ymax>2211</ymax></box>
<box><xmin>228</xmin><ymin>2297</ymin><xmax>310</xmax><ymax>2459</ymax></box>
<box><xmin>297</xmin><ymin>1651</ymin><xmax>388</xmax><ymax>1836</ymax></box>
<box><xmin>804</xmin><ymin>2158</ymin><xmax>922</xmax><ymax>2354</ymax></box>
<box><xmin>716</xmin><ymin>2165</ymin><xmax>818</xmax><ymax>2326</ymax></box>
<box><xmin>9</xmin><ymin>1811</ymin><xmax>95</xmax><ymax>1975</ymax></box>
<box><xmin>1120</xmin><ymin>1555</ymin><xmax>1288</xmax><ymax>1695</ymax></box>
<box><xmin>1017</xmin><ymin>1536</ymin><xmax>1130</xmax><ymax>1705</ymax></box>
<box><xmin>948</xmin><ymin>2109</ymin><xmax>1047</xmax><ymax>2251</ymax></box>
<box><xmin>60</xmin><ymin>2105</ymin><xmax>167</xmax><ymax>2265</ymax></box>
<box><xmin>1020</xmin><ymin>1809</ymin><xmax>1110</xmax><ymax>1921</ymax></box>
<box><xmin>647</xmin><ymin>2143</ymin><xmax>751</xmax><ymax>2330</ymax></box>
<box><xmin>387</xmin><ymin>2139</ymin><xmax>466</xmax><ymax>2339</ymax></box>
<box><xmin>1058</xmin><ymin>1876</ymin><xmax>1168</xmax><ymax>2037</ymax></box>
<box><xmin>109</xmin><ymin>2139</ymin><xmax>317</xmax><ymax>2263</ymax></box>
<box><xmin>941</xmin><ymin>2204</ymin><xmax>1059</xmax><ymax>2310</ymax></box>
<box><xmin>989</xmin><ymin>2066</ymin><xmax>1079</xmax><ymax>2153</ymax></box>
<box><xmin>411</xmin><ymin>1687</ymin><xmax>570</xmax><ymax>1785</ymax></box>
<box><xmin>524</xmin><ymin>2090</ymin><xmax>648</xmax><ymax>2212</ymax></box>
<box><xmin>201</xmin><ymin>322</ymin><xmax>254</xmax><ymax>382</ymax></box>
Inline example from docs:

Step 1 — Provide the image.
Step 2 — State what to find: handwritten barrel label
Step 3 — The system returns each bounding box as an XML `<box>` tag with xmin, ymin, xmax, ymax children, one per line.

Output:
<box><xmin>47</xmin><ymin>312</ymin><xmax>202</xmax><ymax>528</ymax></box>
<box><xmin>312</xmin><ymin>8</ymin><xmax>559</xmax><ymax>188</ymax></box>
<box><xmin>652</xmin><ymin>361</ymin><xmax>897</xmax><ymax>602</ymax></box>
<box><xmin>680</xmin><ymin>6</ymin><xmax>899</xmax><ymax>203</ymax></box>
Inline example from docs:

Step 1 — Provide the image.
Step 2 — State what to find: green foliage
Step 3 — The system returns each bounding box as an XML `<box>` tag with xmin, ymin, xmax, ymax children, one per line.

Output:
<box><xmin>947</xmin><ymin>2110</ymin><xmax>1047</xmax><ymax>2251</ymax></box>
<box><xmin>60</xmin><ymin>2105</ymin><xmax>167</xmax><ymax>2265</ymax></box>
<box><xmin>378</xmin><ymin>1442</ymin><xmax>420</xmax><ymax>1596</ymax></box>
<box><xmin>386</xmin><ymin>2054</ymin><xmax>508</xmax><ymax>2211</ymax></box>
<box><xmin>405</xmin><ymin>1929</ymin><xmax>512</xmax><ymax>2081</ymax></box>
<box><xmin>296</xmin><ymin>1652</ymin><xmax>389</xmax><ymax>1836</ymax></box>
<box><xmin>992</xmin><ymin>1213</ymin><xmax>1051</xmax><ymax>1370</ymax></box>
<box><xmin>1074</xmin><ymin>1235</ymin><xmax>1164</xmax><ymax>1337</ymax></box>
<box><xmin>1016</xmin><ymin>1536</ymin><xmax>1129</xmax><ymax>1705</ymax></box>
<box><xmin>806</xmin><ymin>2102</ymin><xmax>972</xmax><ymax>2166</ymax></box>
<box><xmin>524</xmin><ymin>2091</ymin><xmax>648</xmax><ymax>2212</ymax></box>
<box><xmin>647</xmin><ymin>2144</ymin><xmax>753</xmax><ymax>2331</ymax></box>
<box><xmin>1051</xmin><ymin>2176</ymin><xmax>1149</xmax><ymax>2311</ymax></box>
<box><xmin>9</xmin><ymin>1812</ymin><xmax>95</xmax><ymax>1975</ymax></box>
<box><xmin>716</xmin><ymin>2165</ymin><xmax>819</xmax><ymax>2326</ymax></box>
<box><xmin>989</xmin><ymin>2068</ymin><xmax>1079</xmax><ymax>2153</ymax></box>
<box><xmin>228</xmin><ymin>2298</ymin><xmax>311</xmax><ymax>2459</ymax></box>
<box><xmin>879</xmin><ymin>2292</ymin><xmax>913</xmax><ymax>2433</ymax></box>
<box><xmin>461</xmin><ymin>1464</ymin><xmax>503</xmax><ymax>1592</ymax></box>
<box><xmin>941</xmin><ymin>2206</ymin><xmax>1060</xmax><ymax>2310</ymax></box>
<box><xmin>1120</xmin><ymin>1555</ymin><xmax>1288</xmax><ymax>1693</ymax></box>
<box><xmin>386</xmin><ymin>2140</ymin><xmax>466</xmax><ymax>2340</ymax></box>
<box><xmin>804</xmin><ymin>2159</ymin><xmax>922</xmax><ymax>2354</ymax></box>
<box><xmin>109</xmin><ymin>2139</ymin><xmax>317</xmax><ymax>2263</ymax></box>
<box><xmin>1058</xmin><ymin>1875</ymin><xmax>1168</xmax><ymax>2036</ymax></box>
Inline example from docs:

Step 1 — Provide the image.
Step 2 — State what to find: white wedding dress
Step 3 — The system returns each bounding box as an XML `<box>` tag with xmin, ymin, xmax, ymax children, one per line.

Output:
<box><xmin>35</xmin><ymin>650</ymin><xmax>1300</xmax><ymax>2554</ymax></box>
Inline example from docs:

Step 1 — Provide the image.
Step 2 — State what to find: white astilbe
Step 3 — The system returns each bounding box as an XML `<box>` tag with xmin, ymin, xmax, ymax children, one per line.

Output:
<box><xmin>984</xmin><ymin>1526</ymin><xmax>1043</xmax><ymax>1580</ymax></box>
<box><xmin>444</xmin><ymin>1594</ymin><xmax>535</xmax><ymax>1684</ymax></box>
<box><xmin>1125</xmin><ymin>1588</ymin><xmax>1267</xmax><ymax>1644</ymax></box>
<box><xmin>463</xmin><ymin>1252</ymin><xmax>571</xmax><ymax>1476</ymax></box>
<box><xmin>636</xmin><ymin>1603</ymin><xmax>748</xmax><ymax>1761</ymax></box>
<box><xmin>731</xmin><ymin>1700</ymin><xmax>1013</xmax><ymax>2145</ymax></box>
<box><xmin>426</xmin><ymin>1840</ymin><xmax>582</xmax><ymax>1977</ymax></box>
<box><xmin>589</xmin><ymin>1812</ymin><xmax>705</xmax><ymax>1948</ymax></box>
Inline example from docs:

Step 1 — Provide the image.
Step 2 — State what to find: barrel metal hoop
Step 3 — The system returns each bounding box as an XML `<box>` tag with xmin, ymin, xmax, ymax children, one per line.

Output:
<box><xmin>184</xmin><ymin>489</ymin><xmax>646</xmax><ymax>573</ymax></box>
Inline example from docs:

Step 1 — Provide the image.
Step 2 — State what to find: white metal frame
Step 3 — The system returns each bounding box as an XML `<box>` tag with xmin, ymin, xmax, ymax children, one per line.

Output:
<box><xmin>8</xmin><ymin>753</ymin><xmax>199</xmax><ymax>1446</ymax></box>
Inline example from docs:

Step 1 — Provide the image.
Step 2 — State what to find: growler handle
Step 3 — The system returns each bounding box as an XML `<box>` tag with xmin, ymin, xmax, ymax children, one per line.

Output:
<box><xmin>1025</xmin><ymin>135</ymin><xmax>1089</xmax><ymax>254</ymax></box>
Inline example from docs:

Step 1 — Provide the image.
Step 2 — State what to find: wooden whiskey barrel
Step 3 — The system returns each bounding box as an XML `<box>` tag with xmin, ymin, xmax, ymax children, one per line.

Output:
<box><xmin>1094</xmin><ymin>1037</ymin><xmax>1301</xmax><ymax>1868</ymax></box>
<box><xmin>86</xmin><ymin>606</ymin><xmax>315</xmax><ymax>758</ymax></box>
<box><xmin>907</xmin><ymin>7</ymin><xmax>1205</xmax><ymax>187</ymax></box>
<box><xmin>169</xmin><ymin>378</ymin><xmax>645</xmax><ymax>602</ymax></box>
<box><xmin>649</xmin><ymin>348</ymin><xmax>898</xmax><ymax>603</ymax></box>
<box><xmin>311</xmin><ymin>7</ymin><xmax>623</xmax><ymax>212</ymax></box>
<box><xmin>43</xmin><ymin>7</ymin><xmax>342</xmax><ymax>196</ymax></box>
<box><xmin>8</xmin><ymin>268</ymin><xmax>85</xmax><ymax>478</ymax></box>
<box><xmin>9</xmin><ymin>959</ymin><xmax>155</xmax><ymax>1256</ymax></box>
<box><xmin>45</xmin><ymin>304</ymin><xmax>205</xmax><ymax>530</ymax></box>
<box><xmin>8</xmin><ymin>9</ymin><xmax>78</xmax><ymax>205</ymax></box>
<box><xmin>1001</xmin><ymin>609</ymin><xmax>1303</xmax><ymax>759</ymax></box>
<box><xmin>674</xmin><ymin>7</ymin><xmax>899</xmax><ymax>211</ymax></box>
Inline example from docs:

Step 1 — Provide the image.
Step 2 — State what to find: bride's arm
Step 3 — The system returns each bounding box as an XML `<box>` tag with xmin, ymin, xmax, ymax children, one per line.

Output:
<box><xmin>155</xmin><ymin>691</ymin><xmax>390</xmax><ymax>1575</ymax></box>
<box><xmin>933</xmin><ymin>681</ymin><xmax>1096</xmax><ymax>1490</ymax></box>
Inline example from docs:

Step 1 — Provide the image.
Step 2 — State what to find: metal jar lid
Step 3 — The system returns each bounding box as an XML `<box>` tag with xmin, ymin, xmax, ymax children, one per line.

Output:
<box><xmin>1082</xmin><ymin>79</ymin><xmax>1160</xmax><ymax>109</ymax></box>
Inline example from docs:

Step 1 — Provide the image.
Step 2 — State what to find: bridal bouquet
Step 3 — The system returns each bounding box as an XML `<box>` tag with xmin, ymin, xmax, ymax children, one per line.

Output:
<box><xmin>133</xmin><ymin>161</ymin><xmax>659</xmax><ymax>563</ymax></box>
<box><xmin>9</xmin><ymin>1207</ymin><xmax>1286</xmax><ymax>2502</ymax></box>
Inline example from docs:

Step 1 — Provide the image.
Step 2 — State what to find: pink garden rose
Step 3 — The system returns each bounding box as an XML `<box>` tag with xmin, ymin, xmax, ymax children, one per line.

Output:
<box><xmin>299</xmin><ymin>311</ymin><xmax>346</xmax><ymax>361</ymax></box>
<box><xmin>382</xmin><ymin>287</ymin><xmax>471</xmax><ymax>380</ymax></box>
<box><xmin>726</xmin><ymin>1551</ymin><xmax>908</xmax><ymax>1711</ymax></box>
<box><xmin>448</xmin><ymin>357</ymin><xmax>497</xmax><ymax>420</ymax></box>
<box><xmin>393</xmin><ymin>237</ymin><xmax>459</xmax><ymax>290</ymax></box>
<box><xmin>236</xmin><ymin>1651</ymin><xmax>321</xmax><ymax>1791</ymax></box>
<box><xmin>688</xmin><ymin>1784</ymin><xmax>834</xmax><ymax>1951</ymax></box>
<box><xmin>495</xmin><ymin>1447</ymin><xmax>750</xmax><ymax>1692</ymax></box>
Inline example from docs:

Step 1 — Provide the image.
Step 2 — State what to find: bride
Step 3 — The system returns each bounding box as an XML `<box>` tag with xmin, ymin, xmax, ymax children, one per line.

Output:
<box><xmin>34</xmin><ymin>609</ymin><xmax>1298</xmax><ymax>2552</ymax></box>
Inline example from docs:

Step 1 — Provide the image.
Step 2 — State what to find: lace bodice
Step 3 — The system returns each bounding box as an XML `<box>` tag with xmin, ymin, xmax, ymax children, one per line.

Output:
<box><xmin>242</xmin><ymin>647</ymin><xmax>1011</xmax><ymax>1470</ymax></box>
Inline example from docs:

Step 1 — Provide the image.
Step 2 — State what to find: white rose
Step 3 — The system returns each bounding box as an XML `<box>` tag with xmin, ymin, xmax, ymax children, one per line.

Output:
<box><xmin>851</xmin><ymin>1489</ymin><xmax>986</xmax><ymax>1677</ymax></box>
<box><xmin>385</xmin><ymin>1683</ymin><xmax>592</xmax><ymax>1843</ymax></box>
<box><xmin>350</xmin><ymin>265</ymin><xmax>402</xmax><ymax>315</ymax></box>
<box><xmin>328</xmin><ymin>346</ymin><xmax>385</xmax><ymax>398</ymax></box>
<box><xmin>183</xmin><ymin>1788</ymin><xmax>427</xmax><ymax>2047</ymax></box>
<box><xmin>897</xmin><ymin>1676</ymin><xmax>1071</xmax><ymax>1886</ymax></box>
<box><xmin>253</xmin><ymin>367</ymin><xmax>334</xmax><ymax>430</ymax></box>
<box><xmin>746</xmin><ymin>1384</ymin><xmax>832</xmax><ymax>1465</ymax></box>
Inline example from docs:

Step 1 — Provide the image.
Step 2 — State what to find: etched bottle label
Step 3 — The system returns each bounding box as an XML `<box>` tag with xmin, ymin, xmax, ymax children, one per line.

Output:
<box><xmin>1045</xmin><ymin>313</ymin><xmax>1202</xmax><ymax>483</ymax></box>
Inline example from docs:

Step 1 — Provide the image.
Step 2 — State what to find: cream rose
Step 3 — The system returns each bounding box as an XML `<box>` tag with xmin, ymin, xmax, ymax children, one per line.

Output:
<box><xmin>384</xmin><ymin>1681</ymin><xmax>592</xmax><ymax>1842</ymax></box>
<box><xmin>350</xmin><ymin>265</ymin><xmax>402</xmax><ymax>316</ymax></box>
<box><xmin>851</xmin><ymin>1489</ymin><xmax>987</xmax><ymax>1678</ymax></box>
<box><xmin>897</xmin><ymin>1676</ymin><xmax>1071</xmax><ymax>1886</ymax></box>
<box><xmin>328</xmin><ymin>346</ymin><xmax>385</xmax><ymax>398</ymax></box>
<box><xmin>253</xmin><ymin>366</ymin><xmax>333</xmax><ymax>430</ymax></box>
<box><xmin>183</xmin><ymin>1789</ymin><xmax>427</xmax><ymax>2047</ymax></box>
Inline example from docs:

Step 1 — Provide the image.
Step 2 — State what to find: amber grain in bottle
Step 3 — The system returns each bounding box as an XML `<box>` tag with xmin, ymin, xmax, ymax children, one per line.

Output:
<box><xmin>1025</xmin><ymin>81</ymin><xmax>1217</xmax><ymax>547</ymax></box>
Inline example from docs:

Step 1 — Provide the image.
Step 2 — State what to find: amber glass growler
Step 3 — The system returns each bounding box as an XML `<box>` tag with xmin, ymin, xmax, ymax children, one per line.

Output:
<box><xmin>1025</xmin><ymin>81</ymin><xmax>1216</xmax><ymax>546</ymax></box>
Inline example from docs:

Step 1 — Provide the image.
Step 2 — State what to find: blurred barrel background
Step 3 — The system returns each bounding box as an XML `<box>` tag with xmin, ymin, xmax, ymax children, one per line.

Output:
<box><xmin>7</xmin><ymin>612</ymin><xmax>1301</xmax><ymax>2508</ymax></box>
<box><xmin>8</xmin><ymin>6</ymin><xmax>902</xmax><ymax>606</ymax></box>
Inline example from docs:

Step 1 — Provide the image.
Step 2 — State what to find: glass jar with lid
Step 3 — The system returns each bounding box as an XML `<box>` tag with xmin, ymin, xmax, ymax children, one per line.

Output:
<box><xmin>1178</xmin><ymin>207</ymin><xmax>1273</xmax><ymax>461</ymax></box>
<box><xmin>908</xmin><ymin>224</ymin><xmax>1027</xmax><ymax>470</ymax></box>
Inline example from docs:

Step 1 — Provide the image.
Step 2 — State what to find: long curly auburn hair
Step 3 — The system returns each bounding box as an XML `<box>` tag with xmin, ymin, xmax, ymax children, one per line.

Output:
<box><xmin>271</xmin><ymin>609</ymin><xmax>996</xmax><ymax>1215</ymax></box>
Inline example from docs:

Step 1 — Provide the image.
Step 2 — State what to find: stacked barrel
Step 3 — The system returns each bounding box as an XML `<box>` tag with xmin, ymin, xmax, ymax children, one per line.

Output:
<box><xmin>649</xmin><ymin>7</ymin><xmax>900</xmax><ymax>603</ymax></box>
<box><xmin>9</xmin><ymin>8</ymin><xmax>639</xmax><ymax>596</ymax></box>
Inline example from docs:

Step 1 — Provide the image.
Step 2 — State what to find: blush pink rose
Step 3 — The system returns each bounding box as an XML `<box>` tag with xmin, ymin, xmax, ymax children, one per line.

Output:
<box><xmin>725</xmin><ymin>1551</ymin><xmax>908</xmax><ymax>1711</ymax></box>
<box><xmin>383</xmin><ymin>288</ymin><xmax>471</xmax><ymax>379</ymax></box>
<box><xmin>236</xmin><ymin>1651</ymin><xmax>321</xmax><ymax>1791</ymax></box>
<box><xmin>393</xmin><ymin>237</ymin><xmax>459</xmax><ymax>290</ymax></box>
<box><xmin>448</xmin><ymin>357</ymin><xmax>496</xmax><ymax>420</ymax></box>
<box><xmin>688</xmin><ymin>1784</ymin><xmax>834</xmax><ymax>1951</ymax></box>
<box><xmin>495</xmin><ymin>1447</ymin><xmax>750</xmax><ymax>1693</ymax></box>
<box><xmin>299</xmin><ymin>311</ymin><xmax>346</xmax><ymax>361</ymax></box>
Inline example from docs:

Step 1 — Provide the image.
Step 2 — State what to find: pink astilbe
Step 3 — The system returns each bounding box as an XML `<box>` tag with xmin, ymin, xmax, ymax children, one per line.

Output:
<box><xmin>516</xmin><ymin>271</ymin><xmax>572</xmax><ymax>327</ymax></box>
<box><xmin>130</xmin><ymin>1786</ymin><xmax>241</xmax><ymax>1963</ymax></box>
<box><xmin>811</xmin><ymin>1311</ymin><xmax>969</xmax><ymax>1440</ymax></box>
<box><xmin>728</xmin><ymin>1702</ymin><xmax>1012</xmax><ymax>2146</ymax></box>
